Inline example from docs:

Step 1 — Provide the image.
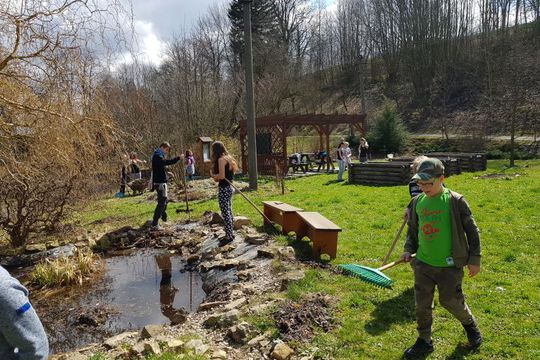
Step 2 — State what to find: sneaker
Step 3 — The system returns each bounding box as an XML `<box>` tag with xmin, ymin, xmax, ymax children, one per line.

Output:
<box><xmin>218</xmin><ymin>237</ymin><xmax>233</xmax><ymax>247</ymax></box>
<box><xmin>404</xmin><ymin>338</ymin><xmax>434</xmax><ymax>359</ymax></box>
<box><xmin>151</xmin><ymin>224</ymin><xmax>163</xmax><ymax>231</ymax></box>
<box><xmin>463</xmin><ymin>322</ymin><xmax>483</xmax><ymax>349</ymax></box>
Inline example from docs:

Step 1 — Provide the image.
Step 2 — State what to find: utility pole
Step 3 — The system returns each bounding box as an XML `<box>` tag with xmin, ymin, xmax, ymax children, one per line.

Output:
<box><xmin>242</xmin><ymin>0</ymin><xmax>258</xmax><ymax>190</ymax></box>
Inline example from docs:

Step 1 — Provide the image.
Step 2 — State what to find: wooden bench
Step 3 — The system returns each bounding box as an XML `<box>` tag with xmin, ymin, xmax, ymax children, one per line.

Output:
<box><xmin>294</xmin><ymin>212</ymin><xmax>341</xmax><ymax>259</ymax></box>
<box><xmin>262</xmin><ymin>201</ymin><xmax>304</xmax><ymax>235</ymax></box>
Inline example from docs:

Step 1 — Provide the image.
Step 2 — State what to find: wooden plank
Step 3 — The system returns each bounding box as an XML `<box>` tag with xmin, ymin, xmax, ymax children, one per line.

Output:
<box><xmin>350</xmin><ymin>163</ymin><xmax>409</xmax><ymax>169</ymax></box>
<box><xmin>297</xmin><ymin>212</ymin><xmax>341</xmax><ymax>231</ymax></box>
<box><xmin>262</xmin><ymin>201</ymin><xmax>304</xmax><ymax>213</ymax></box>
<box><xmin>351</xmin><ymin>170</ymin><xmax>409</xmax><ymax>176</ymax></box>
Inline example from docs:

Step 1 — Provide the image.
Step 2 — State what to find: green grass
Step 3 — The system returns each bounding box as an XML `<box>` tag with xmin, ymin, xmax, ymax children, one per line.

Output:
<box><xmin>78</xmin><ymin>160</ymin><xmax>540</xmax><ymax>359</ymax></box>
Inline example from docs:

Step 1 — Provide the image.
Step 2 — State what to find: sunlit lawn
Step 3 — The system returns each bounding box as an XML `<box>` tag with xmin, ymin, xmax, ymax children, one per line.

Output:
<box><xmin>80</xmin><ymin>160</ymin><xmax>540</xmax><ymax>359</ymax></box>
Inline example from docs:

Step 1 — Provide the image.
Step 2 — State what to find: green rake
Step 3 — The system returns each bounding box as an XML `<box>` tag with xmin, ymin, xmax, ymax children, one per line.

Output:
<box><xmin>339</xmin><ymin>254</ymin><xmax>416</xmax><ymax>289</ymax></box>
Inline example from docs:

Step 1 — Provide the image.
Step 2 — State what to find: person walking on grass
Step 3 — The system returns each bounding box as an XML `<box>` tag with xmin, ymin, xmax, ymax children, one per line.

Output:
<box><xmin>358</xmin><ymin>137</ymin><xmax>369</xmax><ymax>163</ymax></box>
<box><xmin>336</xmin><ymin>140</ymin><xmax>345</xmax><ymax>181</ymax></box>
<box><xmin>401</xmin><ymin>157</ymin><xmax>482</xmax><ymax>359</ymax></box>
<box><xmin>151</xmin><ymin>142</ymin><xmax>182</xmax><ymax>230</ymax></box>
<box><xmin>185</xmin><ymin>150</ymin><xmax>195</xmax><ymax>181</ymax></box>
<box><xmin>210</xmin><ymin>141</ymin><xmax>238</xmax><ymax>247</ymax></box>
<box><xmin>0</xmin><ymin>265</ymin><xmax>49</xmax><ymax>360</ymax></box>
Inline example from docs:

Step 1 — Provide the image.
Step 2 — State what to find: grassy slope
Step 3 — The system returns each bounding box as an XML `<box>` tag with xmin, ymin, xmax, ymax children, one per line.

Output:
<box><xmin>79</xmin><ymin>160</ymin><xmax>540</xmax><ymax>359</ymax></box>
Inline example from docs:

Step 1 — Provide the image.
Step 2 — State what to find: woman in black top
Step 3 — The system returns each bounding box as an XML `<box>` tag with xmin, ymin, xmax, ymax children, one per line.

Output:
<box><xmin>211</xmin><ymin>141</ymin><xmax>238</xmax><ymax>246</ymax></box>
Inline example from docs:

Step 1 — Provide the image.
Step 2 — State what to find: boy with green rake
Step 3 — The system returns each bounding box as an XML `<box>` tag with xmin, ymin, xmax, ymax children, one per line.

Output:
<box><xmin>401</xmin><ymin>158</ymin><xmax>483</xmax><ymax>358</ymax></box>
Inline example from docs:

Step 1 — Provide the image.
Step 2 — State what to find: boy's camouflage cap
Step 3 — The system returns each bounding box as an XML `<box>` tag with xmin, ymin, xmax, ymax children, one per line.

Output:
<box><xmin>412</xmin><ymin>158</ymin><xmax>445</xmax><ymax>180</ymax></box>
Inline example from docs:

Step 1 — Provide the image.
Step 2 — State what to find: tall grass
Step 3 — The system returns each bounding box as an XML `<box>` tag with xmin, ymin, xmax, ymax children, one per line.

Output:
<box><xmin>31</xmin><ymin>249</ymin><xmax>102</xmax><ymax>288</ymax></box>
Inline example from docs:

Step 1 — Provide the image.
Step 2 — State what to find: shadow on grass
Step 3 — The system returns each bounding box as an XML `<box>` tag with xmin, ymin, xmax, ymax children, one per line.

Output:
<box><xmin>365</xmin><ymin>287</ymin><xmax>415</xmax><ymax>335</ymax></box>
<box><xmin>323</xmin><ymin>179</ymin><xmax>345</xmax><ymax>186</ymax></box>
<box><xmin>255</xmin><ymin>224</ymin><xmax>282</xmax><ymax>237</ymax></box>
<box><xmin>280</xmin><ymin>235</ymin><xmax>316</xmax><ymax>261</ymax></box>
<box><xmin>445</xmin><ymin>344</ymin><xmax>477</xmax><ymax>360</ymax></box>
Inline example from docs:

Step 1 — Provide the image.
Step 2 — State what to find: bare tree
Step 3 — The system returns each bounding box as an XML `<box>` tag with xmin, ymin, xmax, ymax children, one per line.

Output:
<box><xmin>0</xmin><ymin>0</ymin><xmax>131</xmax><ymax>246</ymax></box>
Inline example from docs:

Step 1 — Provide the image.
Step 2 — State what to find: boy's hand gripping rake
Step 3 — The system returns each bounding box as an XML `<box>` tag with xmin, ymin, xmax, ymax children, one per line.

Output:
<box><xmin>339</xmin><ymin>253</ymin><xmax>416</xmax><ymax>289</ymax></box>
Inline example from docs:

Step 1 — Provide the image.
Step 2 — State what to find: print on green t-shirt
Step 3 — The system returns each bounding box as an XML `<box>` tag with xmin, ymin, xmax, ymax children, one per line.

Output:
<box><xmin>416</xmin><ymin>187</ymin><xmax>453</xmax><ymax>267</ymax></box>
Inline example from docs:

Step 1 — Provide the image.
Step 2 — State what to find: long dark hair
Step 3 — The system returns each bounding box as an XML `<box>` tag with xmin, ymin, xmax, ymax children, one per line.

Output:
<box><xmin>211</xmin><ymin>141</ymin><xmax>238</xmax><ymax>173</ymax></box>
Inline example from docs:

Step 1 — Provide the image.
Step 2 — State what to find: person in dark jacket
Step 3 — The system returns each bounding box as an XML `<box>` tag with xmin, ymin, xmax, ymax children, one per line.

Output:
<box><xmin>151</xmin><ymin>142</ymin><xmax>181</xmax><ymax>229</ymax></box>
<box><xmin>0</xmin><ymin>265</ymin><xmax>49</xmax><ymax>360</ymax></box>
<box><xmin>401</xmin><ymin>158</ymin><xmax>482</xmax><ymax>359</ymax></box>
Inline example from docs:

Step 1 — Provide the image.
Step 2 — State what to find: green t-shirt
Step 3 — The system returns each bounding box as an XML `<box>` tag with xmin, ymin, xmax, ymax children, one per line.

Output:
<box><xmin>416</xmin><ymin>187</ymin><xmax>454</xmax><ymax>267</ymax></box>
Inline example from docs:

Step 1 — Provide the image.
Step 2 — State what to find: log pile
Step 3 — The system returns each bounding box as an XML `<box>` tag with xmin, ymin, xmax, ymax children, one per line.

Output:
<box><xmin>348</xmin><ymin>162</ymin><xmax>411</xmax><ymax>186</ymax></box>
<box><xmin>389</xmin><ymin>157</ymin><xmax>461</xmax><ymax>177</ymax></box>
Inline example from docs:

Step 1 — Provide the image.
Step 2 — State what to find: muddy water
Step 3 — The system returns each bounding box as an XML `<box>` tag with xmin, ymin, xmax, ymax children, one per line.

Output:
<box><xmin>33</xmin><ymin>249</ymin><xmax>206</xmax><ymax>354</ymax></box>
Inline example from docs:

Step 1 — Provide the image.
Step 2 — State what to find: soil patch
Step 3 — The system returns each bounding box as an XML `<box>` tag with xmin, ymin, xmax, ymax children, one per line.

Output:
<box><xmin>273</xmin><ymin>293</ymin><xmax>335</xmax><ymax>342</ymax></box>
<box><xmin>475</xmin><ymin>173</ymin><xmax>521</xmax><ymax>180</ymax></box>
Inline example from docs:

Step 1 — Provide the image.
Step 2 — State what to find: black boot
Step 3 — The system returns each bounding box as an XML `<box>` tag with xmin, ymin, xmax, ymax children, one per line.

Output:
<box><xmin>463</xmin><ymin>322</ymin><xmax>483</xmax><ymax>349</ymax></box>
<box><xmin>404</xmin><ymin>338</ymin><xmax>434</xmax><ymax>359</ymax></box>
<box><xmin>218</xmin><ymin>236</ymin><xmax>233</xmax><ymax>247</ymax></box>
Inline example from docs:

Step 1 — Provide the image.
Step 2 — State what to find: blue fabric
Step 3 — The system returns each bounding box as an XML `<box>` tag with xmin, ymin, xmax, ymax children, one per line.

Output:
<box><xmin>16</xmin><ymin>303</ymin><xmax>31</xmax><ymax>316</ymax></box>
<box><xmin>154</xmin><ymin>148</ymin><xmax>165</xmax><ymax>159</ymax></box>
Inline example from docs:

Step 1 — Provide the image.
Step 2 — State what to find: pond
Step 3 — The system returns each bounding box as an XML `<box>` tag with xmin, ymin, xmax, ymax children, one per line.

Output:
<box><xmin>32</xmin><ymin>249</ymin><xmax>206</xmax><ymax>354</ymax></box>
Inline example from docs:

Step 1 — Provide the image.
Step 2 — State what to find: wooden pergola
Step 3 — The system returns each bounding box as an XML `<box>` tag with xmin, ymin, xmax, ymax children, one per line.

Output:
<box><xmin>239</xmin><ymin>113</ymin><xmax>366</xmax><ymax>175</ymax></box>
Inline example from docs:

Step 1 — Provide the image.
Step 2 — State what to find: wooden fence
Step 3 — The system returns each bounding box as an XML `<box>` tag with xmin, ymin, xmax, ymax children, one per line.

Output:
<box><xmin>426</xmin><ymin>152</ymin><xmax>486</xmax><ymax>172</ymax></box>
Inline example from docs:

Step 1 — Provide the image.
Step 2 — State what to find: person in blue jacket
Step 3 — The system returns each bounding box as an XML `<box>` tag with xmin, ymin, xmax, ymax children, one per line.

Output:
<box><xmin>0</xmin><ymin>265</ymin><xmax>49</xmax><ymax>360</ymax></box>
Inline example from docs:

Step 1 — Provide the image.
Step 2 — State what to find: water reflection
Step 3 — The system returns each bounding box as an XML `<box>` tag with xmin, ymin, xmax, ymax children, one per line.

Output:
<box><xmin>34</xmin><ymin>249</ymin><xmax>206</xmax><ymax>354</ymax></box>
<box><xmin>155</xmin><ymin>253</ymin><xmax>188</xmax><ymax>324</ymax></box>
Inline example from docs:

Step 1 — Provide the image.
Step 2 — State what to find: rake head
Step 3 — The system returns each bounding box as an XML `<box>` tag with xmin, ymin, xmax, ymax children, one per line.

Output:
<box><xmin>338</xmin><ymin>264</ymin><xmax>394</xmax><ymax>289</ymax></box>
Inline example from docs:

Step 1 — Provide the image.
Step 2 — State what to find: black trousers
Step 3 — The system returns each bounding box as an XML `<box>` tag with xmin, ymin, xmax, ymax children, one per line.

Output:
<box><xmin>152</xmin><ymin>184</ymin><xmax>168</xmax><ymax>226</ymax></box>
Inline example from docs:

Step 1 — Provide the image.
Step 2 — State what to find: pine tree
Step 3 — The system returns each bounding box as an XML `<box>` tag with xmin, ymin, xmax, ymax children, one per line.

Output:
<box><xmin>368</xmin><ymin>102</ymin><xmax>410</xmax><ymax>154</ymax></box>
<box><xmin>228</xmin><ymin>0</ymin><xmax>281</xmax><ymax>78</ymax></box>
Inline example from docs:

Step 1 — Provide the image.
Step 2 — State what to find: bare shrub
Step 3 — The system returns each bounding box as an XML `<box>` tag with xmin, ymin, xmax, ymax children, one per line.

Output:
<box><xmin>0</xmin><ymin>0</ymin><xmax>131</xmax><ymax>247</ymax></box>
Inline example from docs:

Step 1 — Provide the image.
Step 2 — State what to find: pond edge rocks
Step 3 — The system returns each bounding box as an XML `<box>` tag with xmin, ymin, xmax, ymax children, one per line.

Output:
<box><xmin>49</xmin><ymin>212</ymin><xmax>312</xmax><ymax>360</ymax></box>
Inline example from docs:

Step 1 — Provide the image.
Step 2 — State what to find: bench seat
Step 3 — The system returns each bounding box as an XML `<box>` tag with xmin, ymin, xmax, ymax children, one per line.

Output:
<box><xmin>262</xmin><ymin>201</ymin><xmax>304</xmax><ymax>235</ymax></box>
<box><xmin>295</xmin><ymin>212</ymin><xmax>341</xmax><ymax>259</ymax></box>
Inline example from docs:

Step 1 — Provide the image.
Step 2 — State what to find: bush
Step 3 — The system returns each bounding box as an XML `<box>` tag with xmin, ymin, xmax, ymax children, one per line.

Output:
<box><xmin>367</xmin><ymin>102</ymin><xmax>410</xmax><ymax>154</ymax></box>
<box><xmin>31</xmin><ymin>249</ymin><xmax>102</xmax><ymax>288</ymax></box>
<box><xmin>0</xmin><ymin>76</ymin><xmax>120</xmax><ymax>247</ymax></box>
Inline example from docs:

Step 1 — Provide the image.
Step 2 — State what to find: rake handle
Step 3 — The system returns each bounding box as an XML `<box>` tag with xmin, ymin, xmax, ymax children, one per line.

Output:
<box><xmin>378</xmin><ymin>253</ymin><xmax>416</xmax><ymax>272</ymax></box>
<box><xmin>224</xmin><ymin>178</ymin><xmax>280</xmax><ymax>232</ymax></box>
<box><xmin>381</xmin><ymin>216</ymin><xmax>407</xmax><ymax>266</ymax></box>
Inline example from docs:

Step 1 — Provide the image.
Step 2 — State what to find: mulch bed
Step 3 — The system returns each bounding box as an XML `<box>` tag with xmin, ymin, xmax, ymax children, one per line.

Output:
<box><xmin>273</xmin><ymin>293</ymin><xmax>335</xmax><ymax>342</ymax></box>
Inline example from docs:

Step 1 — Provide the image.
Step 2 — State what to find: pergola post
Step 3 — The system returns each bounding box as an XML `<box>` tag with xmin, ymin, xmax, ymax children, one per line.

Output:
<box><xmin>324</xmin><ymin>125</ymin><xmax>331</xmax><ymax>172</ymax></box>
<box><xmin>282</xmin><ymin>122</ymin><xmax>288</xmax><ymax>173</ymax></box>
